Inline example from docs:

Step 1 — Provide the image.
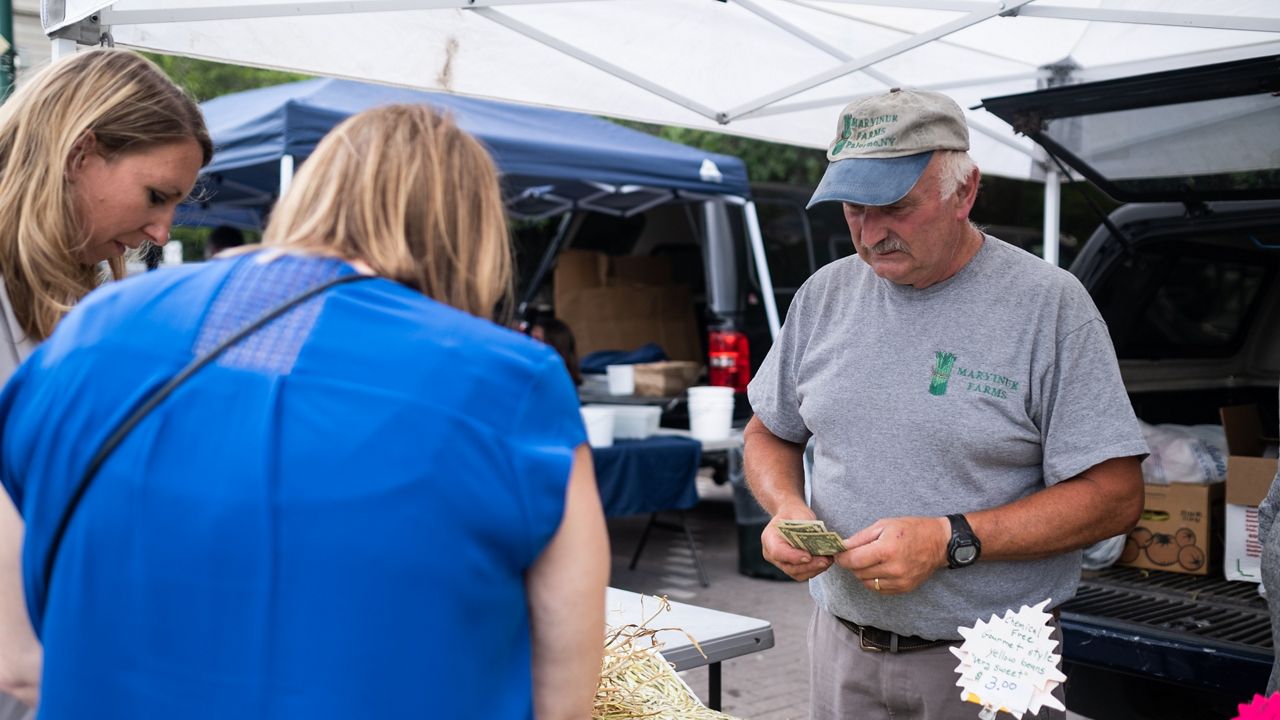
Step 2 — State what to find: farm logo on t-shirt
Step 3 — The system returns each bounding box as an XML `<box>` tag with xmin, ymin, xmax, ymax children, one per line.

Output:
<box><xmin>929</xmin><ymin>351</ymin><xmax>957</xmax><ymax>396</ymax></box>
<box><xmin>928</xmin><ymin>352</ymin><xmax>1022</xmax><ymax>400</ymax></box>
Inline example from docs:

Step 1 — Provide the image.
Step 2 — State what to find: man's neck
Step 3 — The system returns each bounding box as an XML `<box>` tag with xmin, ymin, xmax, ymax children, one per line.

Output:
<box><xmin>914</xmin><ymin>222</ymin><xmax>983</xmax><ymax>289</ymax></box>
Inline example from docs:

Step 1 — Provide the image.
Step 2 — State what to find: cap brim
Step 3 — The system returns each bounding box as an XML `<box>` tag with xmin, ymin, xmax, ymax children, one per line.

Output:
<box><xmin>807</xmin><ymin>151</ymin><xmax>933</xmax><ymax>208</ymax></box>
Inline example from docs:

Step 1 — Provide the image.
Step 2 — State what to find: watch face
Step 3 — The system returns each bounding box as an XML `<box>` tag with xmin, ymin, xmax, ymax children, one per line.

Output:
<box><xmin>953</xmin><ymin>544</ymin><xmax>978</xmax><ymax>565</ymax></box>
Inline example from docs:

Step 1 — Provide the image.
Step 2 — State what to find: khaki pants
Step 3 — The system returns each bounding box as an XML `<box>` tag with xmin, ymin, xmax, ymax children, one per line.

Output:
<box><xmin>808</xmin><ymin>607</ymin><xmax>1066</xmax><ymax>720</ymax></box>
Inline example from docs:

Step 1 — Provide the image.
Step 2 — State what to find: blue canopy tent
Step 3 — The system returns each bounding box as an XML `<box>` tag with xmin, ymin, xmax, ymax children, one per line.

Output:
<box><xmin>179</xmin><ymin>77</ymin><xmax>751</xmax><ymax>228</ymax></box>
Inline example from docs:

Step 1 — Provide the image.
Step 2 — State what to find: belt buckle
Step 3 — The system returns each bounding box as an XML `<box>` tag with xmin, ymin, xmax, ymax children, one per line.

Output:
<box><xmin>858</xmin><ymin>627</ymin><xmax>885</xmax><ymax>653</ymax></box>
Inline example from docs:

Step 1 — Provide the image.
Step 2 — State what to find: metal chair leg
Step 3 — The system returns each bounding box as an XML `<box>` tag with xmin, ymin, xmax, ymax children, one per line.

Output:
<box><xmin>629</xmin><ymin>512</ymin><xmax>658</xmax><ymax>570</ymax></box>
<box><xmin>681</xmin><ymin>511</ymin><xmax>710</xmax><ymax>588</ymax></box>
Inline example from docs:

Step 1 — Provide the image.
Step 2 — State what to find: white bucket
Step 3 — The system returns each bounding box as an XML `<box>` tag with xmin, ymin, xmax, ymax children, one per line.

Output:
<box><xmin>606</xmin><ymin>364</ymin><xmax>635</xmax><ymax>395</ymax></box>
<box><xmin>687</xmin><ymin>385</ymin><xmax>734</xmax><ymax>402</ymax></box>
<box><xmin>589</xmin><ymin>404</ymin><xmax>661</xmax><ymax>440</ymax></box>
<box><xmin>580</xmin><ymin>406</ymin><xmax>615</xmax><ymax>448</ymax></box>
<box><xmin>688</xmin><ymin>388</ymin><xmax>734</xmax><ymax>441</ymax></box>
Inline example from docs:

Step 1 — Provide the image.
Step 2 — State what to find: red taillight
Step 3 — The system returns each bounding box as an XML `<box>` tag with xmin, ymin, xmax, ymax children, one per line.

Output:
<box><xmin>708</xmin><ymin>330</ymin><xmax>751</xmax><ymax>393</ymax></box>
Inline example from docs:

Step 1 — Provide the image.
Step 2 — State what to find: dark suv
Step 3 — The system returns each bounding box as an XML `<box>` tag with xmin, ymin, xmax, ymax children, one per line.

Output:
<box><xmin>981</xmin><ymin>53</ymin><xmax>1280</xmax><ymax>719</ymax></box>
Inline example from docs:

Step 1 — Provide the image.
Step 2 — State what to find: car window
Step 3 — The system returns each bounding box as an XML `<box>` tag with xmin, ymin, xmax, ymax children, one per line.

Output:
<box><xmin>755</xmin><ymin>197</ymin><xmax>852</xmax><ymax>292</ymax></box>
<box><xmin>808</xmin><ymin>203</ymin><xmax>853</xmax><ymax>266</ymax></box>
<box><xmin>1092</xmin><ymin>235</ymin><xmax>1272</xmax><ymax>359</ymax></box>
<box><xmin>756</xmin><ymin>198</ymin><xmax>815</xmax><ymax>287</ymax></box>
<box><xmin>753</xmin><ymin>198</ymin><xmax>816</xmax><ymax>320</ymax></box>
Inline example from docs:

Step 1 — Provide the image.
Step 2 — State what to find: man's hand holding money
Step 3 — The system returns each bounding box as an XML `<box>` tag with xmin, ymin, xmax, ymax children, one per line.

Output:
<box><xmin>761</xmin><ymin>505</ymin><xmax>841</xmax><ymax>582</ymax></box>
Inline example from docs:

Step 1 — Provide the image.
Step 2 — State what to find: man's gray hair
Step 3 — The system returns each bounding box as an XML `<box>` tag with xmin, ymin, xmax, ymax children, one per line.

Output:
<box><xmin>935</xmin><ymin>150</ymin><xmax>977</xmax><ymax>200</ymax></box>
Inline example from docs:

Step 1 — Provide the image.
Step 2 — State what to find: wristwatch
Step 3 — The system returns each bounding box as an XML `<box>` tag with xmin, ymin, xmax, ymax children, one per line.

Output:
<box><xmin>946</xmin><ymin>513</ymin><xmax>982</xmax><ymax>569</ymax></box>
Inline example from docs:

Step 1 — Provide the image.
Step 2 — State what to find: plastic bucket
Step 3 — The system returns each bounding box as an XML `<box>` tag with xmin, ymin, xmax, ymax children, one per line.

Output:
<box><xmin>687</xmin><ymin>385</ymin><xmax>734</xmax><ymax>402</ymax></box>
<box><xmin>580</xmin><ymin>407</ymin><xmax>615</xmax><ymax>448</ymax></box>
<box><xmin>589</xmin><ymin>404</ymin><xmax>660</xmax><ymax>439</ymax></box>
<box><xmin>606</xmin><ymin>364</ymin><xmax>635</xmax><ymax>395</ymax></box>
<box><xmin>688</xmin><ymin>393</ymin><xmax>734</xmax><ymax>441</ymax></box>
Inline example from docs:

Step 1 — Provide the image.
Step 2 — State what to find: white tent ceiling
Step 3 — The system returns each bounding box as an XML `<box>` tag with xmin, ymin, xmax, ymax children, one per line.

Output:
<box><xmin>41</xmin><ymin>0</ymin><xmax>1280</xmax><ymax>183</ymax></box>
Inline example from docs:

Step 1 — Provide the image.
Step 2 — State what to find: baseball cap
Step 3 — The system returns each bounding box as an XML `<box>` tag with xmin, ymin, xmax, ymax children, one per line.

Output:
<box><xmin>807</xmin><ymin>88</ymin><xmax>969</xmax><ymax>208</ymax></box>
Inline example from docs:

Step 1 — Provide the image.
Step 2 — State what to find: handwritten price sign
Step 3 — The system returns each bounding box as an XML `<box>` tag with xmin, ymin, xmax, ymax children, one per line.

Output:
<box><xmin>951</xmin><ymin>599</ymin><xmax>1066</xmax><ymax>719</ymax></box>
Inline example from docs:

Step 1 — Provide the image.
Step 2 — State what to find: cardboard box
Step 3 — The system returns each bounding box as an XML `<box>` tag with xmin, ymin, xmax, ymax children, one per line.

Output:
<box><xmin>554</xmin><ymin>250</ymin><xmax>701</xmax><ymax>362</ymax></box>
<box><xmin>632</xmin><ymin>361</ymin><xmax>702</xmax><ymax>397</ymax></box>
<box><xmin>1220</xmin><ymin>404</ymin><xmax>1278</xmax><ymax>583</ymax></box>
<box><xmin>553</xmin><ymin>250</ymin><xmax>607</xmax><ymax>304</ymax></box>
<box><xmin>610</xmin><ymin>255</ymin><xmax>672</xmax><ymax>286</ymax></box>
<box><xmin>1117</xmin><ymin>481</ymin><xmax>1224</xmax><ymax>575</ymax></box>
<box><xmin>554</xmin><ymin>250</ymin><xmax>677</xmax><ymax>308</ymax></box>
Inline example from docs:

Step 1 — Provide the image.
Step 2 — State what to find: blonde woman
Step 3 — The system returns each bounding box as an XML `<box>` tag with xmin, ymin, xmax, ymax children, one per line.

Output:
<box><xmin>0</xmin><ymin>104</ymin><xmax>607</xmax><ymax>719</ymax></box>
<box><xmin>0</xmin><ymin>48</ymin><xmax>210</xmax><ymax>714</ymax></box>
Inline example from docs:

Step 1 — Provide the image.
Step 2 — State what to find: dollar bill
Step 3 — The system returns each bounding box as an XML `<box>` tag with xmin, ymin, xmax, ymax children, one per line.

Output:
<box><xmin>779</xmin><ymin>519</ymin><xmax>829</xmax><ymax>532</ymax></box>
<box><xmin>777</xmin><ymin>520</ymin><xmax>847</xmax><ymax>556</ymax></box>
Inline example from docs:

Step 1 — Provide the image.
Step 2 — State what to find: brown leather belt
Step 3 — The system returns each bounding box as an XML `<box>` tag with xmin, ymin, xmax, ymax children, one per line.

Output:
<box><xmin>835</xmin><ymin>615</ymin><xmax>957</xmax><ymax>653</ymax></box>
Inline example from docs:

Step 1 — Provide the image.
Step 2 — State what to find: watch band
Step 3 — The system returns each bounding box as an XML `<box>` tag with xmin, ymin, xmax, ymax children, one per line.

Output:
<box><xmin>946</xmin><ymin>513</ymin><xmax>982</xmax><ymax>569</ymax></box>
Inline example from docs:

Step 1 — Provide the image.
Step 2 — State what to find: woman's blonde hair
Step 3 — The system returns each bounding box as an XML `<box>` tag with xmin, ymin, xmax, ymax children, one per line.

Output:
<box><xmin>264</xmin><ymin>104</ymin><xmax>512</xmax><ymax>320</ymax></box>
<box><xmin>0</xmin><ymin>48</ymin><xmax>212</xmax><ymax>342</ymax></box>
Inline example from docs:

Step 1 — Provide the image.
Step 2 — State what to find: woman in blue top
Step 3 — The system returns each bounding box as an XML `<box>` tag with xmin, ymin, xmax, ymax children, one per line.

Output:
<box><xmin>0</xmin><ymin>104</ymin><xmax>608</xmax><ymax>719</ymax></box>
<box><xmin>0</xmin><ymin>48</ymin><xmax>211</xmax><ymax>716</ymax></box>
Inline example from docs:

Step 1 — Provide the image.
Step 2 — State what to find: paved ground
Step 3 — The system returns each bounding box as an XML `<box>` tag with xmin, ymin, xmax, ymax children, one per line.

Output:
<box><xmin>606</xmin><ymin>475</ymin><xmax>814</xmax><ymax>720</ymax></box>
<box><xmin>605</xmin><ymin>473</ymin><xmax>1093</xmax><ymax>720</ymax></box>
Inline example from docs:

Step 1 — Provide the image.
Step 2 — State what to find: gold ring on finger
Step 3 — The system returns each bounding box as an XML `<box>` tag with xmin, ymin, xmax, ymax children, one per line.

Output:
<box><xmin>874</xmin><ymin>578</ymin><xmax>881</xmax><ymax>592</ymax></box>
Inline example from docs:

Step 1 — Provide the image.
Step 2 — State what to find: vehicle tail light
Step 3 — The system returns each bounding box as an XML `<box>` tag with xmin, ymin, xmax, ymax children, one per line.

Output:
<box><xmin>707</xmin><ymin>330</ymin><xmax>751</xmax><ymax>393</ymax></box>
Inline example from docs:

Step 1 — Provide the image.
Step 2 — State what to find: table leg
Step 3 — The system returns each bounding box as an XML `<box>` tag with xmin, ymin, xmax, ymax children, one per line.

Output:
<box><xmin>708</xmin><ymin>661</ymin><xmax>722</xmax><ymax>710</ymax></box>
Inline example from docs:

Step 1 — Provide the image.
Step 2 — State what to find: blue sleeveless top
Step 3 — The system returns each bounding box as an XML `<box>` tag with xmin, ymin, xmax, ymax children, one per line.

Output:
<box><xmin>0</xmin><ymin>252</ymin><xmax>585</xmax><ymax>719</ymax></box>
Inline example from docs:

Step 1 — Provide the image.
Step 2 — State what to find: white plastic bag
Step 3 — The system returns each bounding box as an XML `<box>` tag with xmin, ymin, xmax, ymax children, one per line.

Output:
<box><xmin>1082</xmin><ymin>534</ymin><xmax>1128</xmax><ymax>570</ymax></box>
<box><xmin>1138</xmin><ymin>421</ymin><xmax>1228</xmax><ymax>485</ymax></box>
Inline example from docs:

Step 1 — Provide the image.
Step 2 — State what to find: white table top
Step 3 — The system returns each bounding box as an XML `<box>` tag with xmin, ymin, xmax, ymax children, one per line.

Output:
<box><xmin>651</xmin><ymin>427</ymin><xmax>744</xmax><ymax>453</ymax></box>
<box><xmin>605</xmin><ymin>587</ymin><xmax>773</xmax><ymax>670</ymax></box>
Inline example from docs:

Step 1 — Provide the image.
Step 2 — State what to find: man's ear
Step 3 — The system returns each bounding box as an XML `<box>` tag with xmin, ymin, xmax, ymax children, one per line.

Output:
<box><xmin>65</xmin><ymin>130</ymin><xmax>98</xmax><ymax>180</ymax></box>
<box><xmin>956</xmin><ymin>166</ymin><xmax>981</xmax><ymax>217</ymax></box>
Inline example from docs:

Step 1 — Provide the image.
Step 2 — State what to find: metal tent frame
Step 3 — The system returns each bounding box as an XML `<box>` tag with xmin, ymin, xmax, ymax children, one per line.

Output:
<box><xmin>40</xmin><ymin>0</ymin><xmax>1280</xmax><ymax>318</ymax></box>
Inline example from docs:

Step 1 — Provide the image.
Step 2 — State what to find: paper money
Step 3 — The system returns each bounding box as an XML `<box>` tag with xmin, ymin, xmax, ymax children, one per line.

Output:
<box><xmin>778</xmin><ymin>519</ymin><xmax>847</xmax><ymax>556</ymax></box>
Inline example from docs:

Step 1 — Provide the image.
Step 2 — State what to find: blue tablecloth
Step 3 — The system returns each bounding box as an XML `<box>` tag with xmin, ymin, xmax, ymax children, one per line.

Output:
<box><xmin>593</xmin><ymin>436</ymin><xmax>702</xmax><ymax>518</ymax></box>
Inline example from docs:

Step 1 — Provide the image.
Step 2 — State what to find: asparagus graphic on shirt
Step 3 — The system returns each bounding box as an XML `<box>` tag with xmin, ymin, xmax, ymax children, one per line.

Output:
<box><xmin>930</xmin><ymin>351</ymin><xmax>957</xmax><ymax>396</ymax></box>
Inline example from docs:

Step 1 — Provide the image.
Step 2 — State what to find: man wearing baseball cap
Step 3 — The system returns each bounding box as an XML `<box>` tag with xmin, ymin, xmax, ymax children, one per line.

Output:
<box><xmin>744</xmin><ymin>88</ymin><xmax>1148</xmax><ymax>718</ymax></box>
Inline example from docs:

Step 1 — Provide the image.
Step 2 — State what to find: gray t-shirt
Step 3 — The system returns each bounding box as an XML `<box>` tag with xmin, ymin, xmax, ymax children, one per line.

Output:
<box><xmin>749</xmin><ymin>234</ymin><xmax>1149</xmax><ymax>640</ymax></box>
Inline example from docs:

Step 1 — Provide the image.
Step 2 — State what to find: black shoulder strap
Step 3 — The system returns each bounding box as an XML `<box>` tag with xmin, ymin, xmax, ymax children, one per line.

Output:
<box><xmin>39</xmin><ymin>272</ymin><xmax>375</xmax><ymax>610</ymax></box>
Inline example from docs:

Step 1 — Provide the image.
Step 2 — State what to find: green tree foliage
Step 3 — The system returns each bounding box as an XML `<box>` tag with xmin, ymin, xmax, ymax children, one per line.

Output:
<box><xmin>144</xmin><ymin>54</ymin><xmax>307</xmax><ymax>259</ymax></box>
<box><xmin>616</xmin><ymin>120</ymin><xmax>828</xmax><ymax>187</ymax></box>
<box><xmin>144</xmin><ymin>53</ymin><xmax>309</xmax><ymax>102</ymax></box>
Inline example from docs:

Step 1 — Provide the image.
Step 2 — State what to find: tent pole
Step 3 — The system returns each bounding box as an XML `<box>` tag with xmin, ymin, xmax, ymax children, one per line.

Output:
<box><xmin>743</xmin><ymin>201</ymin><xmax>780</xmax><ymax>339</ymax></box>
<box><xmin>279</xmin><ymin>154</ymin><xmax>295</xmax><ymax>198</ymax></box>
<box><xmin>51</xmin><ymin>38</ymin><xmax>76</xmax><ymax>60</ymax></box>
<box><xmin>517</xmin><ymin>210</ymin><xmax>578</xmax><ymax>320</ymax></box>
<box><xmin>1042</xmin><ymin>166</ymin><xmax>1060</xmax><ymax>267</ymax></box>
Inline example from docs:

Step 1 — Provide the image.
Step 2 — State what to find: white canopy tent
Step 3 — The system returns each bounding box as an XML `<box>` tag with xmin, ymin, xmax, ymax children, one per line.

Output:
<box><xmin>38</xmin><ymin>0</ymin><xmax>1280</xmax><ymax>326</ymax></box>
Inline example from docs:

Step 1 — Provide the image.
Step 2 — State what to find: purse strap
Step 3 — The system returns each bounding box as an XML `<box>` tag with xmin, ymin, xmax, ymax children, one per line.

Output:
<box><xmin>40</xmin><ymin>272</ymin><xmax>375</xmax><ymax>608</ymax></box>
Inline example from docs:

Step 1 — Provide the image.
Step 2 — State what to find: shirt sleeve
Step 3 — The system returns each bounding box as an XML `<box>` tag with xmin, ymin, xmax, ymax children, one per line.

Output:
<box><xmin>508</xmin><ymin>352</ymin><xmax>587</xmax><ymax>561</ymax></box>
<box><xmin>747</xmin><ymin>282</ymin><xmax>813</xmax><ymax>444</ymax></box>
<box><xmin>1038</xmin><ymin>317</ymin><xmax>1150</xmax><ymax>485</ymax></box>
